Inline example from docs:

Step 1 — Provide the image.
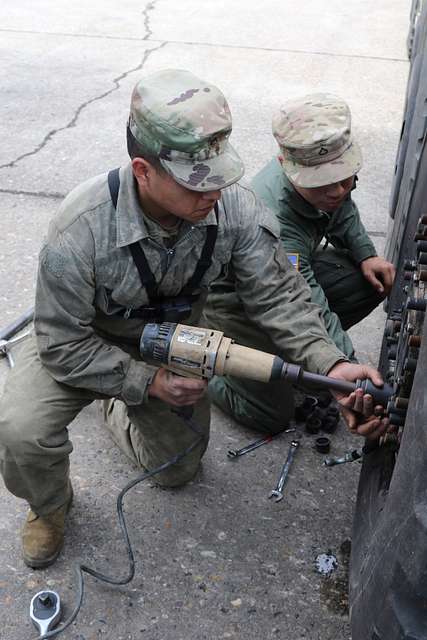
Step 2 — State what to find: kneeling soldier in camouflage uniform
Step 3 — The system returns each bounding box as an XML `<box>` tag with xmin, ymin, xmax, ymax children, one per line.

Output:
<box><xmin>0</xmin><ymin>71</ymin><xmax>387</xmax><ymax>569</ymax></box>
<box><xmin>206</xmin><ymin>94</ymin><xmax>394</xmax><ymax>431</ymax></box>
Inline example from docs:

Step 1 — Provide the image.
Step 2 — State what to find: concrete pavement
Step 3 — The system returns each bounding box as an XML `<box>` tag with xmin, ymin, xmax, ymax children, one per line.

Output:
<box><xmin>0</xmin><ymin>2</ymin><xmax>409</xmax><ymax>638</ymax></box>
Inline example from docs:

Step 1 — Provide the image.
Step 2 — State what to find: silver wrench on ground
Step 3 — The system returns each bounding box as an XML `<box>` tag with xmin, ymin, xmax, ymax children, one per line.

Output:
<box><xmin>269</xmin><ymin>439</ymin><xmax>300</xmax><ymax>502</ymax></box>
<box><xmin>227</xmin><ymin>429</ymin><xmax>295</xmax><ymax>458</ymax></box>
<box><xmin>0</xmin><ymin>330</ymin><xmax>32</xmax><ymax>368</ymax></box>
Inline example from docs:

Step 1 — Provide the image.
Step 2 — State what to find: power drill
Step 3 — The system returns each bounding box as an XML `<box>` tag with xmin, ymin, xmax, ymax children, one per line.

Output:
<box><xmin>140</xmin><ymin>322</ymin><xmax>393</xmax><ymax>407</ymax></box>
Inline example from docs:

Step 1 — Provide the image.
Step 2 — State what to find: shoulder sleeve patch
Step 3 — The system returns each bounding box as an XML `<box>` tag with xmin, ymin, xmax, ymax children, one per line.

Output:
<box><xmin>286</xmin><ymin>252</ymin><xmax>300</xmax><ymax>271</ymax></box>
<box><xmin>41</xmin><ymin>246</ymin><xmax>66</xmax><ymax>278</ymax></box>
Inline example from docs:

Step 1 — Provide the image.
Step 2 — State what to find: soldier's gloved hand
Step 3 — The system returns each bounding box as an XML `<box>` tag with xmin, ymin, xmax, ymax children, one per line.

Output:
<box><xmin>360</xmin><ymin>256</ymin><xmax>395</xmax><ymax>296</ymax></box>
<box><xmin>327</xmin><ymin>362</ymin><xmax>389</xmax><ymax>440</ymax></box>
<box><xmin>148</xmin><ymin>367</ymin><xmax>208</xmax><ymax>406</ymax></box>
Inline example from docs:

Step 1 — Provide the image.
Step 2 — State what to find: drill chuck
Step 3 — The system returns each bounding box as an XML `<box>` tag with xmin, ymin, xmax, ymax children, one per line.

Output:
<box><xmin>140</xmin><ymin>322</ymin><xmax>175</xmax><ymax>365</ymax></box>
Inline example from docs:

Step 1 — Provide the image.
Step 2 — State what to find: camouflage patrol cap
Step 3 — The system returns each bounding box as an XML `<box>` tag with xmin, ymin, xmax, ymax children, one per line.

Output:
<box><xmin>272</xmin><ymin>93</ymin><xmax>362</xmax><ymax>188</ymax></box>
<box><xmin>129</xmin><ymin>69</ymin><xmax>244</xmax><ymax>191</ymax></box>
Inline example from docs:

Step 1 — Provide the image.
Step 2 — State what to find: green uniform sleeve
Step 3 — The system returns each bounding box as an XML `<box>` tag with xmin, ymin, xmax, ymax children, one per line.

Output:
<box><xmin>35</xmin><ymin>220</ymin><xmax>153</xmax><ymax>406</ymax></box>
<box><xmin>277</xmin><ymin>213</ymin><xmax>355</xmax><ymax>359</ymax></box>
<box><xmin>285</xmin><ymin>239</ymin><xmax>355</xmax><ymax>359</ymax></box>
<box><xmin>222</xmin><ymin>186</ymin><xmax>348</xmax><ymax>376</ymax></box>
<box><xmin>251</xmin><ymin>157</ymin><xmax>283</xmax><ymax>216</ymax></box>
<box><xmin>329</xmin><ymin>199</ymin><xmax>377</xmax><ymax>264</ymax></box>
<box><xmin>252</xmin><ymin>161</ymin><xmax>358</xmax><ymax>358</ymax></box>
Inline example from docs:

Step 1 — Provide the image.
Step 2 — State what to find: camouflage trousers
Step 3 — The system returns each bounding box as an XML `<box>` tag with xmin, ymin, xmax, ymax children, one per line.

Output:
<box><xmin>0</xmin><ymin>337</ymin><xmax>209</xmax><ymax>517</ymax></box>
<box><xmin>204</xmin><ymin>247</ymin><xmax>383</xmax><ymax>433</ymax></box>
<box><xmin>201</xmin><ymin>302</ymin><xmax>296</xmax><ymax>435</ymax></box>
<box><xmin>312</xmin><ymin>247</ymin><xmax>384</xmax><ymax>331</ymax></box>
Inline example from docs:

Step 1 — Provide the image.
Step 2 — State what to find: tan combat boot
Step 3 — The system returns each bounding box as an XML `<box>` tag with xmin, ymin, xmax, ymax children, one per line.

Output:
<box><xmin>22</xmin><ymin>485</ymin><xmax>73</xmax><ymax>569</ymax></box>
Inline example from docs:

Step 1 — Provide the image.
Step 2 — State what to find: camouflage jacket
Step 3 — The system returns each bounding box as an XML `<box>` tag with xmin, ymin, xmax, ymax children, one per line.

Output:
<box><xmin>35</xmin><ymin>163</ymin><xmax>346</xmax><ymax>406</ymax></box>
<box><xmin>252</xmin><ymin>158</ymin><xmax>377</xmax><ymax>357</ymax></box>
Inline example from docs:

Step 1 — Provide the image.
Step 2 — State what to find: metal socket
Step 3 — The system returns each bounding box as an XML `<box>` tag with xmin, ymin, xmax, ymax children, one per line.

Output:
<box><xmin>315</xmin><ymin>436</ymin><xmax>331</xmax><ymax>454</ymax></box>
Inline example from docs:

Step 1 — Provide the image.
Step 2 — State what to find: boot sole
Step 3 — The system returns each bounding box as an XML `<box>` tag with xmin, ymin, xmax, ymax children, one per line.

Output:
<box><xmin>23</xmin><ymin>545</ymin><xmax>64</xmax><ymax>569</ymax></box>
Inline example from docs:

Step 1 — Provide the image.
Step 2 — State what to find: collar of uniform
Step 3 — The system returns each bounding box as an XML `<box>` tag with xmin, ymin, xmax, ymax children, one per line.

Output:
<box><xmin>115</xmin><ymin>163</ymin><xmax>150</xmax><ymax>247</ymax></box>
<box><xmin>115</xmin><ymin>163</ymin><xmax>218</xmax><ymax>247</ymax></box>
<box><xmin>189</xmin><ymin>207</ymin><xmax>219</xmax><ymax>228</ymax></box>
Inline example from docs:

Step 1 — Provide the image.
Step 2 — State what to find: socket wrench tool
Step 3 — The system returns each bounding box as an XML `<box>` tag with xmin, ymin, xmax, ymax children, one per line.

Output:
<box><xmin>324</xmin><ymin>449</ymin><xmax>362</xmax><ymax>466</ymax></box>
<box><xmin>140</xmin><ymin>323</ymin><xmax>393</xmax><ymax>407</ymax></box>
<box><xmin>269</xmin><ymin>439</ymin><xmax>300</xmax><ymax>502</ymax></box>
<box><xmin>227</xmin><ymin>429</ymin><xmax>295</xmax><ymax>458</ymax></box>
<box><xmin>30</xmin><ymin>590</ymin><xmax>61</xmax><ymax>637</ymax></box>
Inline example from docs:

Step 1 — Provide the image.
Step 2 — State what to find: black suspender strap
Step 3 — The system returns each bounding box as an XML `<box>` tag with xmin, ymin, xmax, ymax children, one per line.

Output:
<box><xmin>108</xmin><ymin>168</ymin><xmax>157</xmax><ymax>298</ymax></box>
<box><xmin>181</xmin><ymin>202</ymin><xmax>218</xmax><ymax>295</ymax></box>
<box><xmin>107</xmin><ymin>168</ymin><xmax>219</xmax><ymax>300</ymax></box>
<box><xmin>128</xmin><ymin>242</ymin><xmax>158</xmax><ymax>299</ymax></box>
<box><xmin>107</xmin><ymin>168</ymin><xmax>120</xmax><ymax>209</ymax></box>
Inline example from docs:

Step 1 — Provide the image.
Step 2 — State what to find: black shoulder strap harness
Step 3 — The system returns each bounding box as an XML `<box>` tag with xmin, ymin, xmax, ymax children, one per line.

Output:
<box><xmin>108</xmin><ymin>168</ymin><xmax>218</xmax><ymax>322</ymax></box>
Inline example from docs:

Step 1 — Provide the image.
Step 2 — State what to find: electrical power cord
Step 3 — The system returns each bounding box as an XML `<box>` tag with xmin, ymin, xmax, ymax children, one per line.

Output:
<box><xmin>36</xmin><ymin>407</ymin><xmax>206</xmax><ymax>639</ymax></box>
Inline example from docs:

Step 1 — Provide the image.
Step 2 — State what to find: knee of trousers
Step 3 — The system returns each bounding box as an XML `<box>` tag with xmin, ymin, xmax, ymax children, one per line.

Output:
<box><xmin>208</xmin><ymin>376</ymin><xmax>293</xmax><ymax>434</ymax></box>
<box><xmin>150</xmin><ymin>431</ymin><xmax>208</xmax><ymax>488</ymax></box>
<box><xmin>152</xmin><ymin>455</ymin><xmax>203</xmax><ymax>488</ymax></box>
<box><xmin>0</xmin><ymin>408</ymin><xmax>70</xmax><ymax>462</ymax></box>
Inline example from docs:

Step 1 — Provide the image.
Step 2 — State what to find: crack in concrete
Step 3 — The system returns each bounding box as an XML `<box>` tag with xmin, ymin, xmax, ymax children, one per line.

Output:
<box><xmin>0</xmin><ymin>1</ymin><xmax>164</xmax><ymax>172</ymax></box>
<box><xmin>0</xmin><ymin>0</ymin><xmax>158</xmax><ymax>43</ymax></box>
<box><xmin>0</xmin><ymin>27</ymin><xmax>150</xmax><ymax>42</ymax></box>
<box><xmin>0</xmin><ymin>44</ymin><xmax>166</xmax><ymax>171</ymax></box>
<box><xmin>0</xmin><ymin>188</ymin><xmax>64</xmax><ymax>200</ymax></box>
<box><xmin>130</xmin><ymin>38</ymin><xmax>409</xmax><ymax>65</ymax></box>
<box><xmin>142</xmin><ymin>1</ymin><xmax>156</xmax><ymax>40</ymax></box>
<box><xmin>147</xmin><ymin>37</ymin><xmax>408</xmax><ymax>64</ymax></box>
<box><xmin>0</xmin><ymin>29</ymin><xmax>407</xmax><ymax>63</ymax></box>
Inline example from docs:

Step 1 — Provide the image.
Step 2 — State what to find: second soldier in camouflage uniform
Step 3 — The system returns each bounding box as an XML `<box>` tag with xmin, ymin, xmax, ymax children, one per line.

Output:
<box><xmin>206</xmin><ymin>94</ymin><xmax>395</xmax><ymax>430</ymax></box>
<box><xmin>0</xmin><ymin>72</ymin><xmax>387</xmax><ymax>570</ymax></box>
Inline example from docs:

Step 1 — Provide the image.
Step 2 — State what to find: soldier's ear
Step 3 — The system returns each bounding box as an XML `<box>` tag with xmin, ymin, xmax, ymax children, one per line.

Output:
<box><xmin>131</xmin><ymin>157</ymin><xmax>152</xmax><ymax>185</ymax></box>
<box><xmin>278</xmin><ymin>155</ymin><xmax>284</xmax><ymax>166</ymax></box>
